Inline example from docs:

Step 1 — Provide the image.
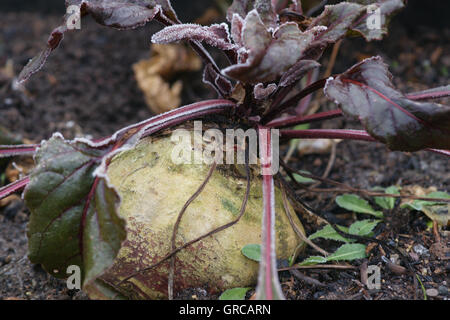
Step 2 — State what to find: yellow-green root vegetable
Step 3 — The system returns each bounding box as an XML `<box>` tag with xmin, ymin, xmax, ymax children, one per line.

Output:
<box><xmin>88</xmin><ymin>131</ymin><xmax>305</xmax><ymax>299</ymax></box>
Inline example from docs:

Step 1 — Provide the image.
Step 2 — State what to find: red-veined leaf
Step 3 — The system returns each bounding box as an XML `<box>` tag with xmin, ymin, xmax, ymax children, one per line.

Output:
<box><xmin>324</xmin><ymin>56</ymin><xmax>450</xmax><ymax>151</ymax></box>
<box><xmin>301</xmin><ymin>0</ymin><xmax>404</xmax><ymax>61</ymax></box>
<box><xmin>24</xmin><ymin>134</ymin><xmax>126</xmax><ymax>289</ymax></box>
<box><xmin>310</xmin><ymin>0</ymin><xmax>404</xmax><ymax>42</ymax></box>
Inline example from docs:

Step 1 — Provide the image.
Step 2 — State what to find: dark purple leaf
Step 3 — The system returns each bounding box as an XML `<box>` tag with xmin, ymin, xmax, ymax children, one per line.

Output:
<box><xmin>349</xmin><ymin>0</ymin><xmax>405</xmax><ymax>41</ymax></box>
<box><xmin>152</xmin><ymin>23</ymin><xmax>237</xmax><ymax>50</ymax></box>
<box><xmin>279</xmin><ymin>59</ymin><xmax>320</xmax><ymax>87</ymax></box>
<box><xmin>324</xmin><ymin>56</ymin><xmax>450</xmax><ymax>151</ymax></box>
<box><xmin>300</xmin><ymin>0</ymin><xmax>404</xmax><ymax>62</ymax></box>
<box><xmin>227</xmin><ymin>0</ymin><xmax>277</xmax><ymax>27</ymax></box>
<box><xmin>223</xmin><ymin>10</ymin><xmax>324</xmax><ymax>84</ymax></box>
<box><xmin>254</xmin><ymin>83</ymin><xmax>277</xmax><ymax>100</ymax></box>
<box><xmin>310</xmin><ymin>1</ymin><xmax>404</xmax><ymax>42</ymax></box>
<box><xmin>274</xmin><ymin>0</ymin><xmax>302</xmax><ymax>13</ymax></box>
<box><xmin>17</xmin><ymin>26</ymin><xmax>66</xmax><ymax>84</ymax></box>
<box><xmin>86</xmin><ymin>1</ymin><xmax>159</xmax><ymax>29</ymax></box>
<box><xmin>150</xmin><ymin>0</ymin><xmax>179</xmax><ymax>23</ymax></box>
<box><xmin>230</xmin><ymin>13</ymin><xmax>245</xmax><ymax>46</ymax></box>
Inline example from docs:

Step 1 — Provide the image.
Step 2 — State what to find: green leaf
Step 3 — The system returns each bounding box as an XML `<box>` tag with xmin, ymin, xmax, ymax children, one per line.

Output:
<box><xmin>336</xmin><ymin>194</ymin><xmax>383</xmax><ymax>218</ymax></box>
<box><xmin>326</xmin><ymin>244</ymin><xmax>367</xmax><ymax>261</ymax></box>
<box><xmin>308</xmin><ymin>224</ymin><xmax>353</xmax><ymax>243</ymax></box>
<box><xmin>219</xmin><ymin>287</ymin><xmax>251</xmax><ymax>300</ymax></box>
<box><xmin>24</xmin><ymin>134</ymin><xmax>126</xmax><ymax>289</ymax></box>
<box><xmin>375</xmin><ymin>186</ymin><xmax>399</xmax><ymax>210</ymax></box>
<box><xmin>348</xmin><ymin>219</ymin><xmax>380</xmax><ymax>236</ymax></box>
<box><xmin>402</xmin><ymin>191</ymin><xmax>450</xmax><ymax>226</ymax></box>
<box><xmin>298</xmin><ymin>255</ymin><xmax>327</xmax><ymax>266</ymax></box>
<box><xmin>402</xmin><ymin>191</ymin><xmax>450</xmax><ymax>211</ymax></box>
<box><xmin>241</xmin><ymin>244</ymin><xmax>261</xmax><ymax>262</ymax></box>
<box><xmin>292</xmin><ymin>172</ymin><xmax>315</xmax><ymax>184</ymax></box>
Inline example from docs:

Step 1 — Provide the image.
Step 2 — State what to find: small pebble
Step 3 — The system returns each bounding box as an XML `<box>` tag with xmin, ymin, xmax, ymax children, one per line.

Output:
<box><xmin>413</xmin><ymin>244</ymin><xmax>429</xmax><ymax>256</ymax></box>
<box><xmin>390</xmin><ymin>254</ymin><xmax>400</xmax><ymax>265</ymax></box>
<box><xmin>438</xmin><ymin>286</ymin><xmax>448</xmax><ymax>295</ymax></box>
<box><xmin>426</xmin><ymin>288</ymin><xmax>439</xmax><ymax>297</ymax></box>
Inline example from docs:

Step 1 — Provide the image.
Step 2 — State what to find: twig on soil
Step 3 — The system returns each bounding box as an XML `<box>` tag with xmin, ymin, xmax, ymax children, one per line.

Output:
<box><xmin>279</xmin><ymin>181</ymin><xmax>329</xmax><ymax>256</ymax></box>
<box><xmin>308</xmin><ymin>140</ymin><xmax>337</xmax><ymax>190</ymax></box>
<box><xmin>432</xmin><ymin>221</ymin><xmax>441</xmax><ymax>243</ymax></box>
<box><xmin>277</xmin><ymin>169</ymin><xmax>328</xmax><ymax>225</ymax></box>
<box><xmin>279</xmin><ymin>264</ymin><xmax>357</xmax><ymax>271</ymax></box>
<box><xmin>289</xmin><ymin>269</ymin><xmax>327</xmax><ymax>287</ymax></box>
<box><xmin>168</xmin><ymin>162</ymin><xmax>218</xmax><ymax>300</ymax></box>
<box><xmin>320</xmin><ymin>140</ymin><xmax>337</xmax><ymax>180</ymax></box>
<box><xmin>281</xmin><ymin>161</ymin><xmax>450</xmax><ymax>203</ymax></box>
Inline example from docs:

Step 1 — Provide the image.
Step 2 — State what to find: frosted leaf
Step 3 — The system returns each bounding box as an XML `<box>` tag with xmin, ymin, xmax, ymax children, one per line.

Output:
<box><xmin>254</xmin><ymin>83</ymin><xmax>277</xmax><ymax>100</ymax></box>
<box><xmin>223</xmin><ymin>18</ymin><xmax>321</xmax><ymax>84</ymax></box>
<box><xmin>152</xmin><ymin>23</ymin><xmax>237</xmax><ymax>51</ymax></box>
<box><xmin>231</xmin><ymin>13</ymin><xmax>245</xmax><ymax>46</ymax></box>
<box><xmin>227</xmin><ymin>0</ymin><xmax>277</xmax><ymax>27</ymax></box>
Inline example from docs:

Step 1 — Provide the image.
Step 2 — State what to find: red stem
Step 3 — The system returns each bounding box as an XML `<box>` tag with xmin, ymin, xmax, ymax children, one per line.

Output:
<box><xmin>406</xmin><ymin>85</ymin><xmax>450</xmax><ymax>101</ymax></box>
<box><xmin>267</xmin><ymin>109</ymin><xmax>343</xmax><ymax>128</ymax></box>
<box><xmin>427</xmin><ymin>148</ymin><xmax>450</xmax><ymax>157</ymax></box>
<box><xmin>280</xmin><ymin>129</ymin><xmax>450</xmax><ymax>157</ymax></box>
<box><xmin>280</xmin><ymin>129</ymin><xmax>376</xmax><ymax>141</ymax></box>
<box><xmin>0</xmin><ymin>176</ymin><xmax>30</xmax><ymax>200</ymax></box>
<box><xmin>256</xmin><ymin>126</ymin><xmax>285</xmax><ymax>300</ymax></box>
<box><xmin>0</xmin><ymin>144</ymin><xmax>40</xmax><ymax>158</ymax></box>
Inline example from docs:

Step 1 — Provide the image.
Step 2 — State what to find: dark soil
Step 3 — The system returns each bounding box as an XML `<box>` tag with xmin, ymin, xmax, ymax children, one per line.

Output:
<box><xmin>0</xmin><ymin>1</ymin><xmax>449</xmax><ymax>300</ymax></box>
